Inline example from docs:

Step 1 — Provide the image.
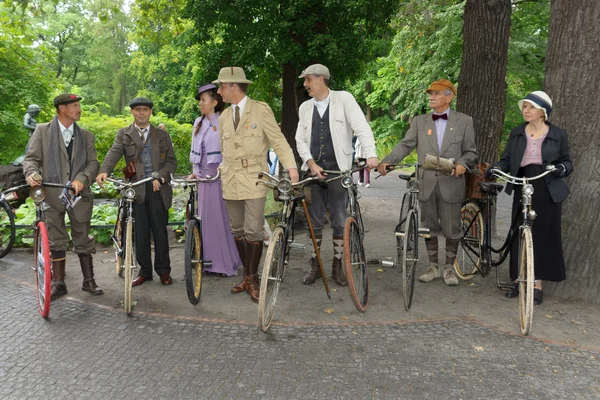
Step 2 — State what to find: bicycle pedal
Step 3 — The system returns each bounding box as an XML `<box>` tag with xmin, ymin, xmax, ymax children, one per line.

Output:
<box><xmin>394</xmin><ymin>232</ymin><xmax>405</xmax><ymax>237</ymax></box>
<box><xmin>418</xmin><ymin>228</ymin><xmax>430</xmax><ymax>233</ymax></box>
<box><xmin>289</xmin><ymin>242</ymin><xmax>305</xmax><ymax>250</ymax></box>
<box><xmin>202</xmin><ymin>260</ymin><xmax>213</xmax><ymax>268</ymax></box>
<box><xmin>420</xmin><ymin>233</ymin><xmax>431</xmax><ymax>239</ymax></box>
<box><xmin>380</xmin><ymin>260</ymin><xmax>396</xmax><ymax>268</ymax></box>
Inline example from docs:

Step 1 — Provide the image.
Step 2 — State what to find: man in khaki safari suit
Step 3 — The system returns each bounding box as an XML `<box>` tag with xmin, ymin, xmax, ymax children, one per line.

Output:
<box><xmin>214</xmin><ymin>67</ymin><xmax>299</xmax><ymax>303</ymax></box>
<box><xmin>378</xmin><ymin>79</ymin><xmax>477</xmax><ymax>286</ymax></box>
<box><xmin>23</xmin><ymin>94</ymin><xmax>103</xmax><ymax>300</ymax></box>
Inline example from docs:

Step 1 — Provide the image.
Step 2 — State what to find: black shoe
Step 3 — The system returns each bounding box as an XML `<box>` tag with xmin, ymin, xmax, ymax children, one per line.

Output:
<box><xmin>534</xmin><ymin>289</ymin><xmax>543</xmax><ymax>305</ymax></box>
<box><xmin>505</xmin><ymin>282</ymin><xmax>519</xmax><ymax>298</ymax></box>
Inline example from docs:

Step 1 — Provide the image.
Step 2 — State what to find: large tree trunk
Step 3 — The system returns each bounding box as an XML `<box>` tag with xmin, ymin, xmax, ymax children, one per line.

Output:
<box><xmin>281</xmin><ymin>62</ymin><xmax>301</xmax><ymax>165</ymax></box>
<box><xmin>543</xmin><ymin>0</ymin><xmax>600</xmax><ymax>303</ymax></box>
<box><xmin>456</xmin><ymin>0</ymin><xmax>511</xmax><ymax>164</ymax></box>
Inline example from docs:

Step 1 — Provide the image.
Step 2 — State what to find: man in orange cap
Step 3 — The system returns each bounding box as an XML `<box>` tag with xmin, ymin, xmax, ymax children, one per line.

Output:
<box><xmin>378</xmin><ymin>79</ymin><xmax>477</xmax><ymax>286</ymax></box>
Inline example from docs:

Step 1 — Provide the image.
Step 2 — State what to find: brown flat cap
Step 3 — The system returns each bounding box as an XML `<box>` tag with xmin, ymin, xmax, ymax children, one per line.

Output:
<box><xmin>425</xmin><ymin>79</ymin><xmax>456</xmax><ymax>95</ymax></box>
<box><xmin>53</xmin><ymin>94</ymin><xmax>82</xmax><ymax>108</ymax></box>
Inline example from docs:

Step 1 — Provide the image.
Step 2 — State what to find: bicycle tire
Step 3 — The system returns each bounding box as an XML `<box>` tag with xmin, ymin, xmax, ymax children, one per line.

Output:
<box><xmin>184</xmin><ymin>219</ymin><xmax>203</xmax><ymax>305</ymax></box>
<box><xmin>402</xmin><ymin>210</ymin><xmax>418</xmax><ymax>311</ymax></box>
<box><xmin>258</xmin><ymin>227</ymin><xmax>286</xmax><ymax>332</ymax></box>
<box><xmin>454</xmin><ymin>202</ymin><xmax>483</xmax><ymax>280</ymax></box>
<box><xmin>0</xmin><ymin>200</ymin><xmax>16</xmax><ymax>259</ymax></box>
<box><xmin>343</xmin><ymin>216</ymin><xmax>369</xmax><ymax>312</ymax></box>
<box><xmin>34</xmin><ymin>221</ymin><xmax>51</xmax><ymax>319</ymax></box>
<box><xmin>124</xmin><ymin>219</ymin><xmax>134</xmax><ymax>315</ymax></box>
<box><xmin>396</xmin><ymin>192</ymin><xmax>410</xmax><ymax>274</ymax></box>
<box><xmin>113</xmin><ymin>205</ymin><xmax>125</xmax><ymax>278</ymax></box>
<box><xmin>519</xmin><ymin>227</ymin><xmax>534</xmax><ymax>335</ymax></box>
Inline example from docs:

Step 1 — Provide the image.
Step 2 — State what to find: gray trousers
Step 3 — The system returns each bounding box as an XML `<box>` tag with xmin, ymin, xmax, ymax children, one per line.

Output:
<box><xmin>306</xmin><ymin>176</ymin><xmax>348</xmax><ymax>237</ymax></box>
<box><xmin>420</xmin><ymin>182</ymin><xmax>462</xmax><ymax>240</ymax></box>
<box><xmin>46</xmin><ymin>209</ymin><xmax>95</xmax><ymax>254</ymax></box>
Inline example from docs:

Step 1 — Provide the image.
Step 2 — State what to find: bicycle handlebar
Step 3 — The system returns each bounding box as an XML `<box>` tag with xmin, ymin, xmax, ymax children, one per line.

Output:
<box><xmin>170</xmin><ymin>171</ymin><xmax>220</xmax><ymax>187</ymax></box>
<box><xmin>491</xmin><ymin>165</ymin><xmax>555</xmax><ymax>185</ymax></box>
<box><xmin>323</xmin><ymin>160</ymin><xmax>369</xmax><ymax>183</ymax></box>
<box><xmin>106</xmin><ymin>174</ymin><xmax>158</xmax><ymax>189</ymax></box>
<box><xmin>256</xmin><ymin>171</ymin><xmax>327</xmax><ymax>190</ymax></box>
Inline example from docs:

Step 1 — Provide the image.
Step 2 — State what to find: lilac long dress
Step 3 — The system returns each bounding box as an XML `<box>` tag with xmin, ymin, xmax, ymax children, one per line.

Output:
<box><xmin>190</xmin><ymin>113</ymin><xmax>242</xmax><ymax>276</ymax></box>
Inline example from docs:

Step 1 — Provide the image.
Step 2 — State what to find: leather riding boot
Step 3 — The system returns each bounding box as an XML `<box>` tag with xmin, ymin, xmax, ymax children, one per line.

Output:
<box><xmin>331</xmin><ymin>258</ymin><xmax>347</xmax><ymax>287</ymax></box>
<box><xmin>79</xmin><ymin>254</ymin><xmax>104</xmax><ymax>295</ymax></box>
<box><xmin>231</xmin><ymin>238</ymin><xmax>248</xmax><ymax>294</ymax></box>
<box><xmin>302</xmin><ymin>257</ymin><xmax>322</xmax><ymax>285</ymax></box>
<box><xmin>50</xmin><ymin>252</ymin><xmax>68</xmax><ymax>300</ymax></box>
<box><xmin>246</xmin><ymin>240</ymin><xmax>263</xmax><ymax>303</ymax></box>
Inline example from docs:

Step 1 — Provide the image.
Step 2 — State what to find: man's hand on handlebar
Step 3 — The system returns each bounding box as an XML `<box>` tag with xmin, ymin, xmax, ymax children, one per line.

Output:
<box><xmin>377</xmin><ymin>162</ymin><xmax>391</xmax><ymax>176</ymax></box>
<box><xmin>366</xmin><ymin>157</ymin><xmax>379</xmax><ymax>170</ymax></box>
<box><xmin>96</xmin><ymin>172</ymin><xmax>108</xmax><ymax>188</ymax></box>
<box><xmin>307</xmin><ymin>159</ymin><xmax>326</xmax><ymax>179</ymax></box>
<box><xmin>26</xmin><ymin>172</ymin><xmax>42</xmax><ymax>187</ymax></box>
<box><xmin>452</xmin><ymin>163</ymin><xmax>467</xmax><ymax>178</ymax></box>
<box><xmin>288</xmin><ymin>168</ymin><xmax>299</xmax><ymax>183</ymax></box>
<box><xmin>72</xmin><ymin>180</ymin><xmax>84</xmax><ymax>195</ymax></box>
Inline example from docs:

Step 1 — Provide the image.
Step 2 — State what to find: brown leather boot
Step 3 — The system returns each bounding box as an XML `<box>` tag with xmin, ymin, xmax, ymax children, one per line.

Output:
<box><xmin>331</xmin><ymin>258</ymin><xmax>347</xmax><ymax>287</ymax></box>
<box><xmin>50</xmin><ymin>252</ymin><xmax>68</xmax><ymax>300</ymax></box>
<box><xmin>246</xmin><ymin>240</ymin><xmax>263</xmax><ymax>303</ymax></box>
<box><xmin>79</xmin><ymin>254</ymin><xmax>104</xmax><ymax>295</ymax></box>
<box><xmin>302</xmin><ymin>257</ymin><xmax>322</xmax><ymax>285</ymax></box>
<box><xmin>231</xmin><ymin>237</ymin><xmax>248</xmax><ymax>294</ymax></box>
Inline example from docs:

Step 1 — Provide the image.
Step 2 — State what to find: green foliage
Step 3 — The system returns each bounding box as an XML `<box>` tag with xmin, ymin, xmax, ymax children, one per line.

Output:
<box><xmin>369</xmin><ymin>117</ymin><xmax>409</xmax><ymax>158</ymax></box>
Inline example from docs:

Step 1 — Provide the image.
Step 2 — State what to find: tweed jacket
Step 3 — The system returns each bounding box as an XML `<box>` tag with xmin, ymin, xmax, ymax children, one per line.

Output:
<box><xmin>497</xmin><ymin>122</ymin><xmax>572</xmax><ymax>203</ymax></box>
<box><xmin>23</xmin><ymin>119</ymin><xmax>100</xmax><ymax>223</ymax></box>
<box><xmin>219</xmin><ymin>98</ymin><xmax>296</xmax><ymax>200</ymax></box>
<box><xmin>295</xmin><ymin>90</ymin><xmax>377</xmax><ymax>171</ymax></box>
<box><xmin>382</xmin><ymin>110</ymin><xmax>478</xmax><ymax>203</ymax></box>
<box><xmin>99</xmin><ymin>124</ymin><xmax>177</xmax><ymax>210</ymax></box>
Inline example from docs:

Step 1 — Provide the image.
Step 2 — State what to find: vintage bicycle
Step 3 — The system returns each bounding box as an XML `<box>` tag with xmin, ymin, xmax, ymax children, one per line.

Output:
<box><xmin>323</xmin><ymin>160</ymin><xmax>371</xmax><ymax>312</ymax></box>
<box><xmin>170</xmin><ymin>172</ymin><xmax>220</xmax><ymax>305</ymax></box>
<box><xmin>0</xmin><ymin>183</ymin><xmax>29</xmax><ymax>259</ymax></box>
<box><xmin>256</xmin><ymin>170</ymin><xmax>330</xmax><ymax>332</ymax></box>
<box><xmin>454</xmin><ymin>165</ymin><xmax>556</xmax><ymax>335</ymax></box>
<box><xmin>107</xmin><ymin>173</ymin><xmax>159</xmax><ymax>315</ymax></box>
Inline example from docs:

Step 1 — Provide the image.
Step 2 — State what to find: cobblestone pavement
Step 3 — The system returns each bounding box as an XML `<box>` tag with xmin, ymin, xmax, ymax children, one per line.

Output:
<box><xmin>1</xmin><ymin>278</ymin><xmax>599</xmax><ymax>400</ymax></box>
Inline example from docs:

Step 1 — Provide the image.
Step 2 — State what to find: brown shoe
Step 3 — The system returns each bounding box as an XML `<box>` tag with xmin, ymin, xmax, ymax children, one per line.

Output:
<box><xmin>132</xmin><ymin>275</ymin><xmax>153</xmax><ymax>287</ymax></box>
<box><xmin>246</xmin><ymin>240</ymin><xmax>263</xmax><ymax>302</ymax></box>
<box><xmin>50</xmin><ymin>256</ymin><xmax>67</xmax><ymax>300</ymax></box>
<box><xmin>231</xmin><ymin>238</ymin><xmax>248</xmax><ymax>294</ymax></box>
<box><xmin>79</xmin><ymin>254</ymin><xmax>104</xmax><ymax>295</ymax></box>
<box><xmin>331</xmin><ymin>258</ymin><xmax>347</xmax><ymax>287</ymax></box>
<box><xmin>50</xmin><ymin>282</ymin><xmax>68</xmax><ymax>300</ymax></box>
<box><xmin>302</xmin><ymin>257</ymin><xmax>322</xmax><ymax>285</ymax></box>
<box><xmin>159</xmin><ymin>274</ymin><xmax>173</xmax><ymax>285</ymax></box>
<box><xmin>247</xmin><ymin>275</ymin><xmax>260</xmax><ymax>303</ymax></box>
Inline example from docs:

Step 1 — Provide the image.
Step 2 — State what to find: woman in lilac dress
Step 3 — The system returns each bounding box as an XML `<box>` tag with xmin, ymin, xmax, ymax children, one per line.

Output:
<box><xmin>190</xmin><ymin>84</ymin><xmax>242</xmax><ymax>276</ymax></box>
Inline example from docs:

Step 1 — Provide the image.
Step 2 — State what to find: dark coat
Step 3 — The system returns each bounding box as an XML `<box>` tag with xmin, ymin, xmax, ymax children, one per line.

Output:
<box><xmin>497</xmin><ymin>122</ymin><xmax>572</xmax><ymax>203</ymax></box>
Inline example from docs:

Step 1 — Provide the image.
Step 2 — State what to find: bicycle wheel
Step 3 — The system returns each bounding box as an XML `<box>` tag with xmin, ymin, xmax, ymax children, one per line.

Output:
<box><xmin>34</xmin><ymin>221</ymin><xmax>51</xmax><ymax>318</ymax></box>
<box><xmin>184</xmin><ymin>218</ymin><xmax>203</xmax><ymax>305</ymax></box>
<box><xmin>113</xmin><ymin>204</ymin><xmax>125</xmax><ymax>278</ymax></box>
<box><xmin>0</xmin><ymin>200</ymin><xmax>16</xmax><ymax>259</ymax></box>
<box><xmin>402</xmin><ymin>210</ymin><xmax>418</xmax><ymax>311</ymax></box>
<box><xmin>454</xmin><ymin>202</ymin><xmax>483</xmax><ymax>280</ymax></box>
<box><xmin>395</xmin><ymin>192</ymin><xmax>410</xmax><ymax>273</ymax></box>
<box><xmin>519</xmin><ymin>227</ymin><xmax>534</xmax><ymax>335</ymax></box>
<box><xmin>123</xmin><ymin>219</ymin><xmax>134</xmax><ymax>315</ymax></box>
<box><xmin>258</xmin><ymin>227</ymin><xmax>286</xmax><ymax>332</ymax></box>
<box><xmin>343</xmin><ymin>216</ymin><xmax>368</xmax><ymax>312</ymax></box>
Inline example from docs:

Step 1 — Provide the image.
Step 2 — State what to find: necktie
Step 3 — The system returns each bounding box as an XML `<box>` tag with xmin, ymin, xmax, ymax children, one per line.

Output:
<box><xmin>139</xmin><ymin>128</ymin><xmax>147</xmax><ymax>142</ymax></box>
<box><xmin>432</xmin><ymin>113</ymin><xmax>448</xmax><ymax>121</ymax></box>
<box><xmin>234</xmin><ymin>106</ymin><xmax>240</xmax><ymax>130</ymax></box>
<box><xmin>63</xmin><ymin>128</ymin><xmax>72</xmax><ymax>147</ymax></box>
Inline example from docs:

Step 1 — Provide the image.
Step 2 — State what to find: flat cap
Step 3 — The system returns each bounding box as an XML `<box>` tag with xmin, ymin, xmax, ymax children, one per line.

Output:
<box><xmin>129</xmin><ymin>97</ymin><xmax>154</xmax><ymax>108</ymax></box>
<box><xmin>299</xmin><ymin>64</ymin><xmax>330</xmax><ymax>79</ymax></box>
<box><xmin>425</xmin><ymin>79</ymin><xmax>456</xmax><ymax>95</ymax></box>
<box><xmin>53</xmin><ymin>94</ymin><xmax>82</xmax><ymax>108</ymax></box>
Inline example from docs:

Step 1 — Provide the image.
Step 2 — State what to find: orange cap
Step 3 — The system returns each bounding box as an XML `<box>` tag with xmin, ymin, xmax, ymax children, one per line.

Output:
<box><xmin>425</xmin><ymin>79</ymin><xmax>456</xmax><ymax>95</ymax></box>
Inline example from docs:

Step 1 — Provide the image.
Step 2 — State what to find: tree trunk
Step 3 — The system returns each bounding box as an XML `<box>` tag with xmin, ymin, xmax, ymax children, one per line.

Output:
<box><xmin>543</xmin><ymin>0</ymin><xmax>600</xmax><ymax>303</ymax></box>
<box><xmin>281</xmin><ymin>61</ymin><xmax>303</xmax><ymax>166</ymax></box>
<box><xmin>456</xmin><ymin>0</ymin><xmax>511</xmax><ymax>164</ymax></box>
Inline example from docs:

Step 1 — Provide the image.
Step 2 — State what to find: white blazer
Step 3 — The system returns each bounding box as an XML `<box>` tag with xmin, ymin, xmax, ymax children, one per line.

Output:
<box><xmin>295</xmin><ymin>90</ymin><xmax>377</xmax><ymax>171</ymax></box>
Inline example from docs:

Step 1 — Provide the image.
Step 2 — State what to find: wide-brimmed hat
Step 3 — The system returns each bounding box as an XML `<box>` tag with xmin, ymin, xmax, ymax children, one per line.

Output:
<box><xmin>129</xmin><ymin>97</ymin><xmax>154</xmax><ymax>109</ymax></box>
<box><xmin>425</xmin><ymin>79</ymin><xmax>456</xmax><ymax>95</ymax></box>
<box><xmin>212</xmin><ymin>67</ymin><xmax>253</xmax><ymax>85</ymax></box>
<box><xmin>298</xmin><ymin>64</ymin><xmax>330</xmax><ymax>79</ymax></box>
<box><xmin>194</xmin><ymin>83</ymin><xmax>217</xmax><ymax>100</ymax></box>
<box><xmin>518</xmin><ymin>91</ymin><xmax>552</xmax><ymax>120</ymax></box>
<box><xmin>54</xmin><ymin>94</ymin><xmax>82</xmax><ymax>108</ymax></box>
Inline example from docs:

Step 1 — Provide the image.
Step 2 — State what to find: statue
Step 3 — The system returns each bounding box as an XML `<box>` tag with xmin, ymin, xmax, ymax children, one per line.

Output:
<box><xmin>23</xmin><ymin>104</ymin><xmax>41</xmax><ymax>136</ymax></box>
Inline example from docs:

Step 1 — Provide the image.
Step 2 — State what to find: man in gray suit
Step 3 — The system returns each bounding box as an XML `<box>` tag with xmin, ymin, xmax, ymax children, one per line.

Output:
<box><xmin>378</xmin><ymin>79</ymin><xmax>477</xmax><ymax>286</ymax></box>
<box><xmin>23</xmin><ymin>94</ymin><xmax>103</xmax><ymax>299</ymax></box>
<box><xmin>96</xmin><ymin>98</ymin><xmax>177</xmax><ymax>287</ymax></box>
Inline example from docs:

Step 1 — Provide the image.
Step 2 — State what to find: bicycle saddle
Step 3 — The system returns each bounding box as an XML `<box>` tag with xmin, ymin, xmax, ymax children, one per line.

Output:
<box><xmin>479</xmin><ymin>181</ymin><xmax>504</xmax><ymax>195</ymax></box>
<box><xmin>398</xmin><ymin>172</ymin><xmax>416</xmax><ymax>181</ymax></box>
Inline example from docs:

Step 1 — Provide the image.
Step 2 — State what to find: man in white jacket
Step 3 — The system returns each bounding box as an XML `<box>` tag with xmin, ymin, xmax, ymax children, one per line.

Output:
<box><xmin>295</xmin><ymin>64</ymin><xmax>378</xmax><ymax>286</ymax></box>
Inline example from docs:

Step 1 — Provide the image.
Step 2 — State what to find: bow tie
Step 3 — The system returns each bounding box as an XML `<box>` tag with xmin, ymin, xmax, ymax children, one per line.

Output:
<box><xmin>432</xmin><ymin>113</ymin><xmax>448</xmax><ymax>121</ymax></box>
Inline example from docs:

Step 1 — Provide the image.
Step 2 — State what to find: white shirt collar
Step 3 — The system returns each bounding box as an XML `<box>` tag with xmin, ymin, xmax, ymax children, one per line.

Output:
<box><xmin>58</xmin><ymin>120</ymin><xmax>73</xmax><ymax>133</ymax></box>
<box><xmin>234</xmin><ymin>96</ymin><xmax>248</xmax><ymax>116</ymax></box>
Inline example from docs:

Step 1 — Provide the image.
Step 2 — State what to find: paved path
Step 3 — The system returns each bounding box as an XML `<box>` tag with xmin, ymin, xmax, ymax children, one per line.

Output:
<box><xmin>1</xmin><ymin>173</ymin><xmax>599</xmax><ymax>399</ymax></box>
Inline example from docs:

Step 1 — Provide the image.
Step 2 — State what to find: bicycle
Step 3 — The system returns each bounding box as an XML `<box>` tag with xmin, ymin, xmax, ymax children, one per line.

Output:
<box><xmin>323</xmin><ymin>160</ymin><xmax>371</xmax><ymax>312</ymax></box>
<box><xmin>107</xmin><ymin>173</ymin><xmax>159</xmax><ymax>315</ymax></box>
<box><xmin>455</xmin><ymin>165</ymin><xmax>556</xmax><ymax>335</ymax></box>
<box><xmin>170</xmin><ymin>172</ymin><xmax>220</xmax><ymax>305</ymax></box>
<box><xmin>380</xmin><ymin>163</ymin><xmax>431</xmax><ymax>311</ymax></box>
<box><xmin>0</xmin><ymin>183</ymin><xmax>29</xmax><ymax>259</ymax></box>
<box><xmin>256</xmin><ymin>170</ymin><xmax>329</xmax><ymax>332</ymax></box>
<box><xmin>26</xmin><ymin>179</ymin><xmax>75</xmax><ymax>318</ymax></box>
